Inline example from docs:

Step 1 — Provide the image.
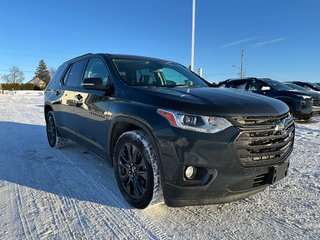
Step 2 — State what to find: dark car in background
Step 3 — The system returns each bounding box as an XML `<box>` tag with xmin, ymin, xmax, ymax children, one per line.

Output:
<box><xmin>289</xmin><ymin>81</ymin><xmax>320</xmax><ymax>92</ymax></box>
<box><xmin>218</xmin><ymin>77</ymin><xmax>313</xmax><ymax>119</ymax></box>
<box><xmin>44</xmin><ymin>54</ymin><xmax>294</xmax><ymax>208</ymax></box>
<box><xmin>285</xmin><ymin>83</ymin><xmax>320</xmax><ymax>114</ymax></box>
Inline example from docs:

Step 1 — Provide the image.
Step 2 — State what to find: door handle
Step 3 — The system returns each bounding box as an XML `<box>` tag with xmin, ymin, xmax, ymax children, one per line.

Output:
<box><xmin>55</xmin><ymin>90</ymin><xmax>61</xmax><ymax>96</ymax></box>
<box><xmin>75</xmin><ymin>94</ymin><xmax>83</xmax><ymax>100</ymax></box>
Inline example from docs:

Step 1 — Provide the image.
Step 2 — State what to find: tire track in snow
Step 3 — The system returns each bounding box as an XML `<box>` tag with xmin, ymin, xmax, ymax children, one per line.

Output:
<box><xmin>9</xmin><ymin>101</ymin><xmax>76</xmax><ymax>240</ymax></box>
<box><xmin>14</xmin><ymin>184</ymin><xmax>35</xmax><ymax>240</ymax></box>
<box><xmin>54</xmin><ymin>151</ymin><xmax>148</xmax><ymax>239</ymax></box>
<box><xmin>9</xmin><ymin>101</ymin><xmax>36</xmax><ymax>240</ymax></box>
<box><xmin>255</xmin><ymin>215</ymin><xmax>306</xmax><ymax>238</ymax></box>
<box><xmin>41</xmin><ymin>164</ymin><xmax>89</xmax><ymax>239</ymax></box>
<box><xmin>27</xmin><ymin>149</ymin><xmax>84</xmax><ymax>239</ymax></box>
<box><xmin>54</xmin><ymin>149</ymin><xmax>167</xmax><ymax>239</ymax></box>
<box><xmin>43</xmin><ymin>191</ymin><xmax>75</xmax><ymax>239</ymax></box>
<box><xmin>2</xmin><ymin>96</ymin><xmax>134</xmax><ymax>239</ymax></box>
<box><xmin>54</xmin><ymin>151</ymin><xmax>135</xmax><ymax>239</ymax></box>
<box><xmin>182</xmin><ymin>206</ymin><xmax>238</xmax><ymax>240</ymax></box>
<box><xmin>37</xmin><ymin>148</ymin><xmax>138</xmax><ymax>239</ymax></box>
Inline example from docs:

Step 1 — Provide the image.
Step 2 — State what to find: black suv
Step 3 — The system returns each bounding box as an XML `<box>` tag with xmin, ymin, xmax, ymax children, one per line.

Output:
<box><xmin>218</xmin><ymin>77</ymin><xmax>313</xmax><ymax>119</ymax></box>
<box><xmin>284</xmin><ymin>83</ymin><xmax>320</xmax><ymax>114</ymax></box>
<box><xmin>44</xmin><ymin>54</ymin><xmax>294</xmax><ymax>208</ymax></box>
<box><xmin>289</xmin><ymin>81</ymin><xmax>320</xmax><ymax>92</ymax></box>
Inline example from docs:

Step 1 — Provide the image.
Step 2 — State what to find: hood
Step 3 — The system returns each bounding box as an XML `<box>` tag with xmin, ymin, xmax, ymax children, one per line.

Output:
<box><xmin>126</xmin><ymin>87</ymin><xmax>289</xmax><ymax>117</ymax></box>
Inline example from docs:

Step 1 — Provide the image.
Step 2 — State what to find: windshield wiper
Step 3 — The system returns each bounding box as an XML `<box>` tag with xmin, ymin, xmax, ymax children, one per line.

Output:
<box><xmin>163</xmin><ymin>84</ymin><xmax>203</xmax><ymax>88</ymax></box>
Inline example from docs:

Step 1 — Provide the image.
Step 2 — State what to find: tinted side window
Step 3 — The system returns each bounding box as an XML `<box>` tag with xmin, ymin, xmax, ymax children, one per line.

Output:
<box><xmin>48</xmin><ymin>64</ymin><xmax>67</xmax><ymax>87</ymax></box>
<box><xmin>65</xmin><ymin>60</ymin><xmax>87</xmax><ymax>87</ymax></box>
<box><xmin>248</xmin><ymin>80</ymin><xmax>264</xmax><ymax>92</ymax></box>
<box><xmin>84</xmin><ymin>58</ymin><xmax>110</xmax><ymax>85</ymax></box>
<box><xmin>229</xmin><ymin>80</ymin><xmax>247</xmax><ymax>90</ymax></box>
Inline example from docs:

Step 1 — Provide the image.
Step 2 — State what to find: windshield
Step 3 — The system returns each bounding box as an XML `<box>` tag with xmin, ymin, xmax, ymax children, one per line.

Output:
<box><xmin>311</xmin><ymin>83</ymin><xmax>320</xmax><ymax>90</ymax></box>
<box><xmin>285</xmin><ymin>83</ymin><xmax>308</xmax><ymax>92</ymax></box>
<box><xmin>263</xmin><ymin>79</ymin><xmax>292</xmax><ymax>91</ymax></box>
<box><xmin>112</xmin><ymin>58</ymin><xmax>209</xmax><ymax>87</ymax></box>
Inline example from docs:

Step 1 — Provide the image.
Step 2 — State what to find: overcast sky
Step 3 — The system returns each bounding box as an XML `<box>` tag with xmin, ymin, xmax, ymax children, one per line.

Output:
<box><xmin>0</xmin><ymin>0</ymin><xmax>319</xmax><ymax>83</ymax></box>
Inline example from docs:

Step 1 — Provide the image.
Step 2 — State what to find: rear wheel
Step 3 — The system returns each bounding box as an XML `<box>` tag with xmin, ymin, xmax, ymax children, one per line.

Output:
<box><xmin>113</xmin><ymin>130</ymin><xmax>163</xmax><ymax>209</ymax></box>
<box><xmin>45</xmin><ymin>111</ymin><xmax>68</xmax><ymax>148</ymax></box>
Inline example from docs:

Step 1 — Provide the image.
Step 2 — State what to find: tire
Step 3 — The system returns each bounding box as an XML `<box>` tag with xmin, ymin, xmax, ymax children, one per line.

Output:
<box><xmin>45</xmin><ymin>111</ymin><xmax>68</xmax><ymax>148</ymax></box>
<box><xmin>113</xmin><ymin>130</ymin><xmax>163</xmax><ymax>209</ymax></box>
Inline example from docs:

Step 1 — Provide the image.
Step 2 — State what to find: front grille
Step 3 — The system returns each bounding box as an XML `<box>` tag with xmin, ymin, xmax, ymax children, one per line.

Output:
<box><xmin>232</xmin><ymin>112</ymin><xmax>292</xmax><ymax>129</ymax></box>
<box><xmin>232</xmin><ymin>113</ymin><xmax>295</xmax><ymax>166</ymax></box>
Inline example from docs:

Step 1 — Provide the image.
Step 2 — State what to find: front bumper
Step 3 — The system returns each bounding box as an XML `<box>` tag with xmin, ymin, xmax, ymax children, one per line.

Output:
<box><xmin>154</xmin><ymin>125</ymin><xmax>293</xmax><ymax>207</ymax></box>
<box><xmin>293</xmin><ymin>99</ymin><xmax>313</xmax><ymax>119</ymax></box>
<box><xmin>163</xmin><ymin>160</ymin><xmax>290</xmax><ymax>207</ymax></box>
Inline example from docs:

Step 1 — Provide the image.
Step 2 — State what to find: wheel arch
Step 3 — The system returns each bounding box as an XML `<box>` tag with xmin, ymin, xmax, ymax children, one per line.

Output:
<box><xmin>108</xmin><ymin>117</ymin><xmax>161</xmax><ymax>169</ymax></box>
<box><xmin>44</xmin><ymin>104</ymin><xmax>53</xmax><ymax>119</ymax></box>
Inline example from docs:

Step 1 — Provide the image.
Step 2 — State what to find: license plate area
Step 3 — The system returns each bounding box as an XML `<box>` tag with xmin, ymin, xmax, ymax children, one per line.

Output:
<box><xmin>266</xmin><ymin>162</ymin><xmax>290</xmax><ymax>184</ymax></box>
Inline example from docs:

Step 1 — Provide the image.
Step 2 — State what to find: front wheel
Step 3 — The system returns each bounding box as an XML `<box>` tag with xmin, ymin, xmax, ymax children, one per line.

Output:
<box><xmin>113</xmin><ymin>130</ymin><xmax>163</xmax><ymax>209</ymax></box>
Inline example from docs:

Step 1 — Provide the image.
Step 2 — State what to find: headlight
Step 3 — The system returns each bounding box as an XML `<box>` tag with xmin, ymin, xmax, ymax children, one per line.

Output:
<box><xmin>157</xmin><ymin>109</ymin><xmax>232</xmax><ymax>133</ymax></box>
<box><xmin>296</xmin><ymin>95</ymin><xmax>312</xmax><ymax>100</ymax></box>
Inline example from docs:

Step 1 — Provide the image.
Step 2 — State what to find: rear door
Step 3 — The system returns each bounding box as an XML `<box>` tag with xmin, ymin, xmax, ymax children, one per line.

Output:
<box><xmin>59</xmin><ymin>59</ymin><xmax>87</xmax><ymax>137</ymax></box>
<box><xmin>73</xmin><ymin>57</ymin><xmax>112</xmax><ymax>151</ymax></box>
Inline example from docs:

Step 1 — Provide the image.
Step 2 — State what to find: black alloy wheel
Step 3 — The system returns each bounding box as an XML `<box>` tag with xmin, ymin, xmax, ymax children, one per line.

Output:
<box><xmin>118</xmin><ymin>143</ymin><xmax>148</xmax><ymax>200</ymax></box>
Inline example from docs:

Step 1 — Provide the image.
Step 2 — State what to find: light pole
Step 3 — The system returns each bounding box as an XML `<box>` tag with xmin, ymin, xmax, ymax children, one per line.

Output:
<box><xmin>190</xmin><ymin>0</ymin><xmax>196</xmax><ymax>72</ymax></box>
<box><xmin>240</xmin><ymin>49</ymin><xmax>244</xmax><ymax>78</ymax></box>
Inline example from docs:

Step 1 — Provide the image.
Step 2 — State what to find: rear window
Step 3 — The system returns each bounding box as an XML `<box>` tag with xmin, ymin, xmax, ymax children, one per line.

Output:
<box><xmin>47</xmin><ymin>64</ymin><xmax>67</xmax><ymax>88</ymax></box>
<box><xmin>64</xmin><ymin>60</ymin><xmax>87</xmax><ymax>87</ymax></box>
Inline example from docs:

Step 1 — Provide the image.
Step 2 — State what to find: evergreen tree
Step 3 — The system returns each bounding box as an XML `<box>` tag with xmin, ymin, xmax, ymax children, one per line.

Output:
<box><xmin>34</xmin><ymin>60</ymin><xmax>51</xmax><ymax>86</ymax></box>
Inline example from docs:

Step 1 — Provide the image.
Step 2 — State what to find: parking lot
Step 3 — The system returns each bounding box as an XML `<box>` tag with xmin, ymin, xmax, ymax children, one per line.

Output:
<box><xmin>0</xmin><ymin>92</ymin><xmax>319</xmax><ymax>239</ymax></box>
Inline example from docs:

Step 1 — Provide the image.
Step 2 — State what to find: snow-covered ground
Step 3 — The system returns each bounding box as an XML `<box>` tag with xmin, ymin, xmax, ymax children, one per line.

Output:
<box><xmin>0</xmin><ymin>92</ymin><xmax>319</xmax><ymax>239</ymax></box>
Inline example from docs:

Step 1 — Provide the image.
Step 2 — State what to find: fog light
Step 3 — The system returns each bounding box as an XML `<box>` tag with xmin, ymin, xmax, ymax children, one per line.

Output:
<box><xmin>185</xmin><ymin>166</ymin><xmax>197</xmax><ymax>179</ymax></box>
<box><xmin>301</xmin><ymin>100</ymin><xmax>307</xmax><ymax>108</ymax></box>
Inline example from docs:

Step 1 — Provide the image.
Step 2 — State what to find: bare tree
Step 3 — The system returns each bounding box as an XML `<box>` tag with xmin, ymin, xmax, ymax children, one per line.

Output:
<box><xmin>1</xmin><ymin>66</ymin><xmax>25</xmax><ymax>83</ymax></box>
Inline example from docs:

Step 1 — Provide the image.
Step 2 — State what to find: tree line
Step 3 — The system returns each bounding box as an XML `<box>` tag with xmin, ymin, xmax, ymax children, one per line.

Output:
<box><xmin>0</xmin><ymin>60</ymin><xmax>54</xmax><ymax>90</ymax></box>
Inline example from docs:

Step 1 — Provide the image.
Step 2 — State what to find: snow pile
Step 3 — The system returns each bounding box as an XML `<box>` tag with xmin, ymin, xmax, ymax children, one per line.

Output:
<box><xmin>0</xmin><ymin>94</ymin><xmax>319</xmax><ymax>239</ymax></box>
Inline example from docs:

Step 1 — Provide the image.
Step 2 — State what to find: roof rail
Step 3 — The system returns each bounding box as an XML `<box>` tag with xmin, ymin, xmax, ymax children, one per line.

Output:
<box><xmin>73</xmin><ymin>53</ymin><xmax>93</xmax><ymax>59</ymax></box>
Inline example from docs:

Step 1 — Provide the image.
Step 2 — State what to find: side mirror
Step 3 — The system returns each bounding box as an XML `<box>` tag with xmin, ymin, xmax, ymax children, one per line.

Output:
<box><xmin>261</xmin><ymin>86</ymin><xmax>271</xmax><ymax>91</ymax></box>
<box><xmin>81</xmin><ymin>77</ymin><xmax>112</xmax><ymax>91</ymax></box>
<box><xmin>211</xmin><ymin>82</ymin><xmax>219</xmax><ymax>87</ymax></box>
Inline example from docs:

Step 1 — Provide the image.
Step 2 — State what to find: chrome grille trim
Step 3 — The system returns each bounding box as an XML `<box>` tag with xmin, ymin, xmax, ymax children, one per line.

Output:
<box><xmin>233</xmin><ymin>112</ymin><xmax>295</xmax><ymax>166</ymax></box>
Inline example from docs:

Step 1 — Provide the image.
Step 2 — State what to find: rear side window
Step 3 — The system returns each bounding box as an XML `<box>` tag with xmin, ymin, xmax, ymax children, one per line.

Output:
<box><xmin>84</xmin><ymin>58</ymin><xmax>110</xmax><ymax>85</ymax></box>
<box><xmin>64</xmin><ymin>60</ymin><xmax>87</xmax><ymax>87</ymax></box>
<box><xmin>48</xmin><ymin>64</ymin><xmax>67</xmax><ymax>87</ymax></box>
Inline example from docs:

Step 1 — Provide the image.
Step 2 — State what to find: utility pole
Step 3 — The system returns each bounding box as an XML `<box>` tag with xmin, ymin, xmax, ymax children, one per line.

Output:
<box><xmin>191</xmin><ymin>0</ymin><xmax>196</xmax><ymax>72</ymax></box>
<box><xmin>240</xmin><ymin>49</ymin><xmax>244</xmax><ymax>79</ymax></box>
